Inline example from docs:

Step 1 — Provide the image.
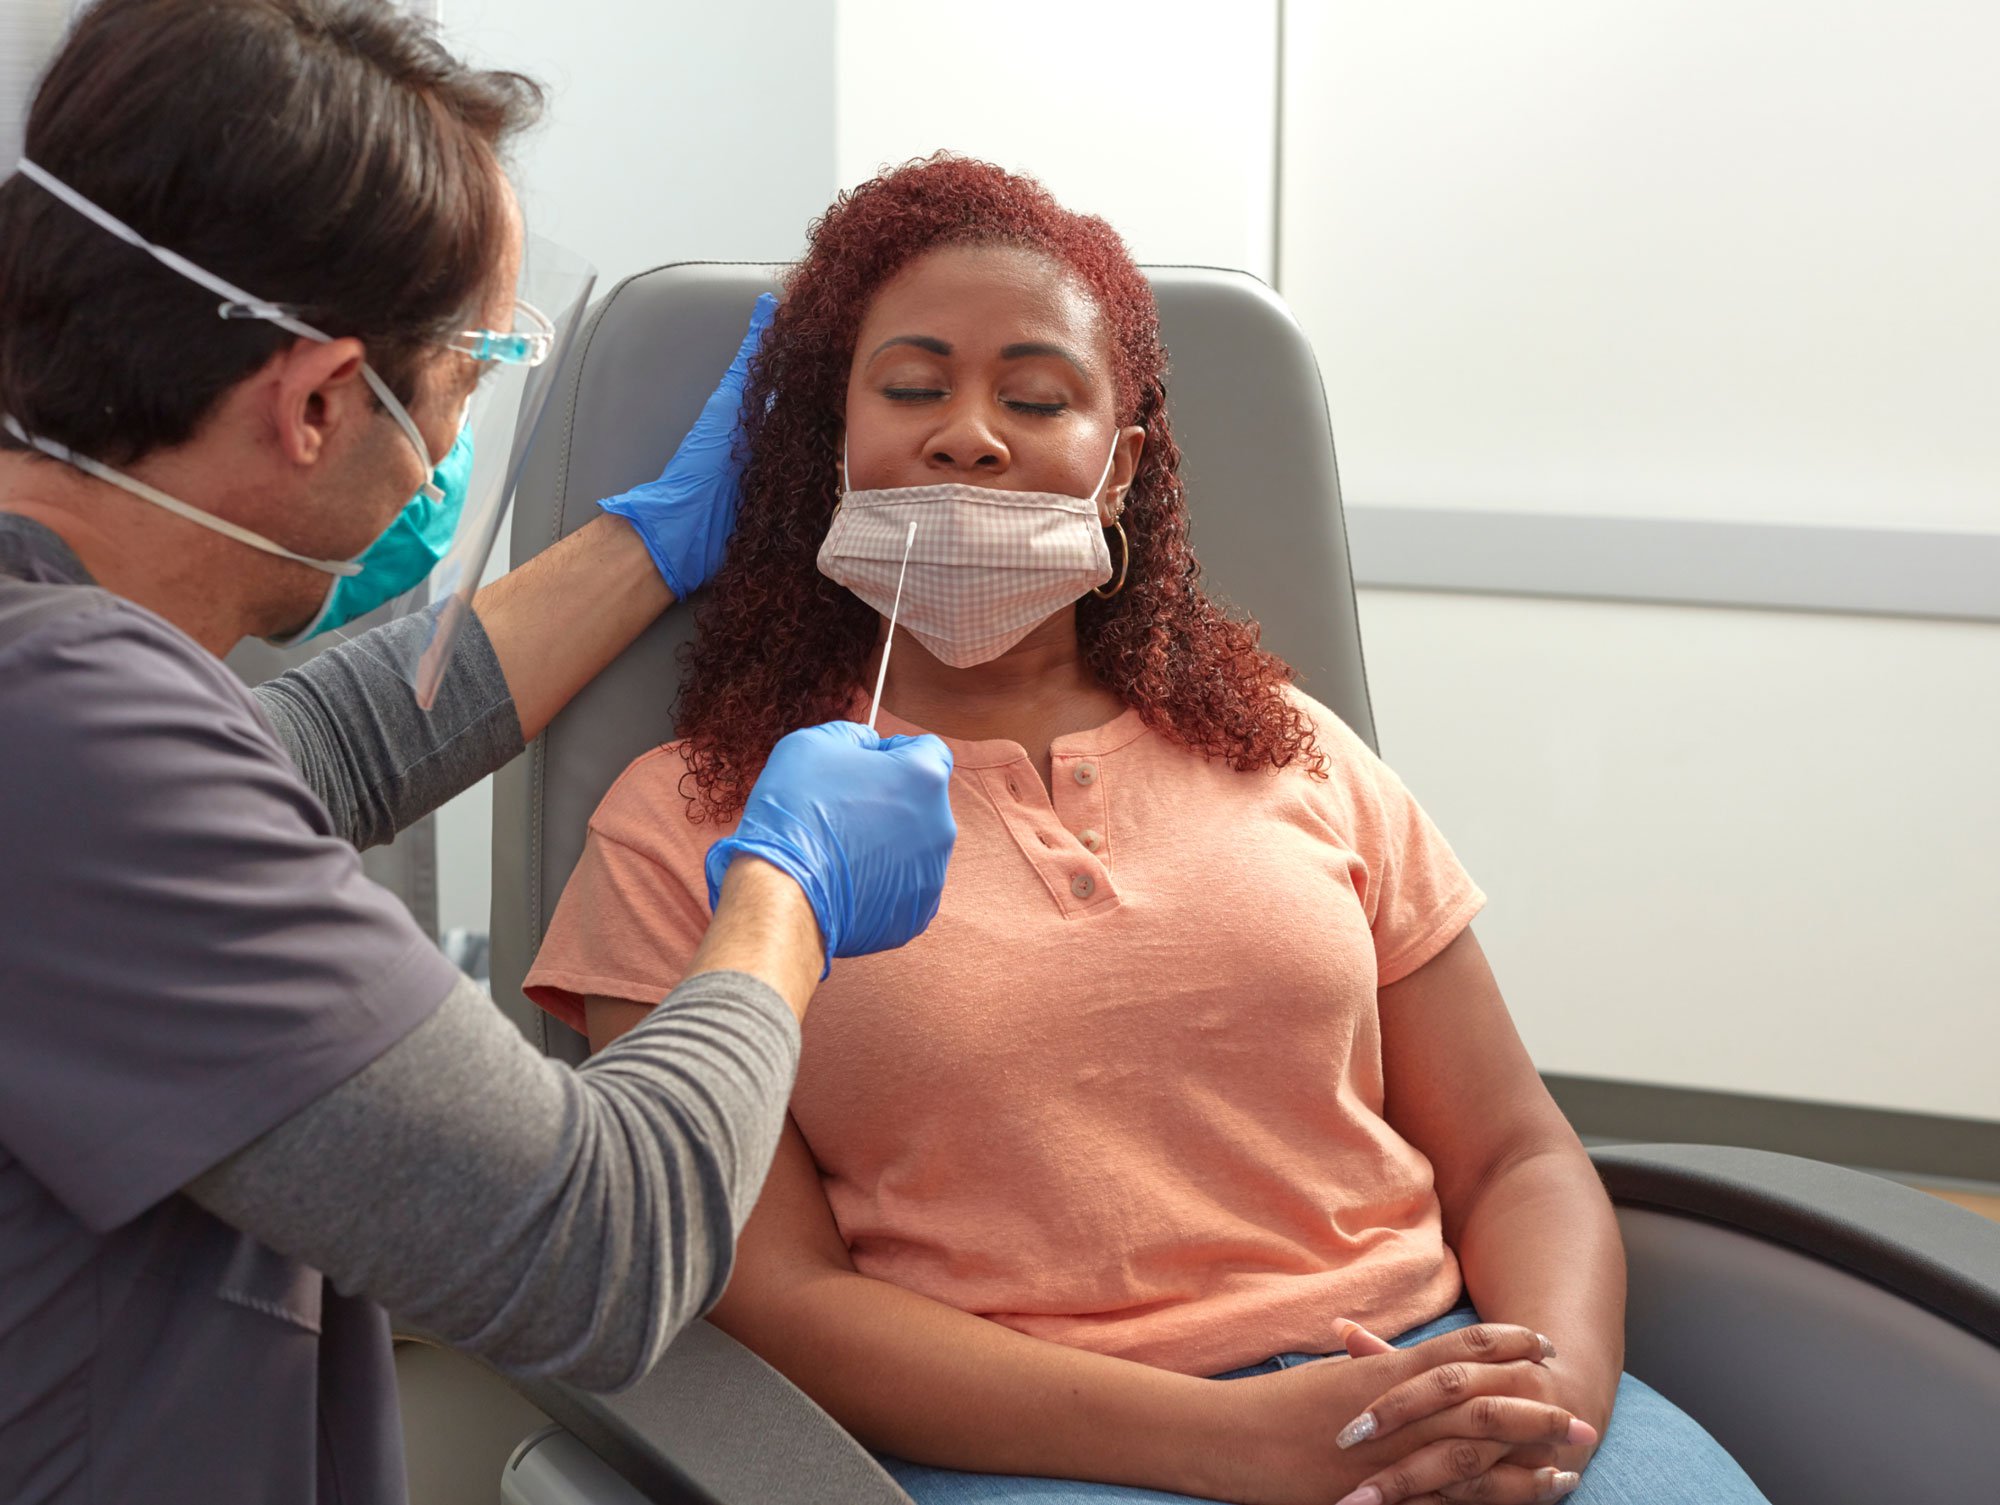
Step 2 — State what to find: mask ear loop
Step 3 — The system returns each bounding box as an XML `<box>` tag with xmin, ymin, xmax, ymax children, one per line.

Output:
<box><xmin>1089</xmin><ymin>429</ymin><xmax>1129</xmax><ymax>599</ymax></box>
<box><xmin>1086</xmin><ymin>429</ymin><xmax>1123</xmax><ymax>510</ymax></box>
<box><xmin>1</xmin><ymin>415</ymin><xmax>361</xmax><ymax>576</ymax></box>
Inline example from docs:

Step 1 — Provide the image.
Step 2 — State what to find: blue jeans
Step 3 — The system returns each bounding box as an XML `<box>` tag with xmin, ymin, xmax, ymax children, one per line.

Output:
<box><xmin>877</xmin><ymin>1303</ymin><xmax>1769</xmax><ymax>1503</ymax></box>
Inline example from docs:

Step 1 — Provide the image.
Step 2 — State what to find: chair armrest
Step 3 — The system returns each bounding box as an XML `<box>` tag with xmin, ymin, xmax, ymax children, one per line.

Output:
<box><xmin>1590</xmin><ymin>1142</ymin><xmax>2000</xmax><ymax>1344</ymax></box>
<box><xmin>501</xmin><ymin>1318</ymin><xmax>910</xmax><ymax>1505</ymax></box>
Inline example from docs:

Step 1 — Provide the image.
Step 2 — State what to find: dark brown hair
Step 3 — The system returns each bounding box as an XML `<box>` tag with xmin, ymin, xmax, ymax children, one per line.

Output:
<box><xmin>0</xmin><ymin>0</ymin><xmax>542</xmax><ymax>465</ymax></box>
<box><xmin>676</xmin><ymin>155</ymin><xmax>1325</xmax><ymax>818</ymax></box>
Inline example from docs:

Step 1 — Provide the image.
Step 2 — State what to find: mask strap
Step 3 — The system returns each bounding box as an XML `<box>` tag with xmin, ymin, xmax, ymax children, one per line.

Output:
<box><xmin>359</xmin><ymin>365</ymin><xmax>446</xmax><ymax>503</ymax></box>
<box><xmin>18</xmin><ymin>158</ymin><xmax>329</xmax><ymax>346</ymax></box>
<box><xmin>1088</xmin><ymin>430</ymin><xmax>1123</xmax><ymax>507</ymax></box>
<box><xmin>16</xmin><ymin>157</ymin><xmax>443</xmax><ymax>497</ymax></box>
<box><xmin>2</xmin><ymin>415</ymin><xmax>361</xmax><ymax>577</ymax></box>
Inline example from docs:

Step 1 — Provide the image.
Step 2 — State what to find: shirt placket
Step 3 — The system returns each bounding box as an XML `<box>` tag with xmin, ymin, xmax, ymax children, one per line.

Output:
<box><xmin>979</xmin><ymin>754</ymin><xmax>1117</xmax><ymax>916</ymax></box>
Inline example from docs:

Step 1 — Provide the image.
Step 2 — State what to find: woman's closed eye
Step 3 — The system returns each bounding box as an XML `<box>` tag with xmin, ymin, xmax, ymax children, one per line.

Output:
<box><xmin>880</xmin><ymin>385</ymin><xmax>1068</xmax><ymax>417</ymax></box>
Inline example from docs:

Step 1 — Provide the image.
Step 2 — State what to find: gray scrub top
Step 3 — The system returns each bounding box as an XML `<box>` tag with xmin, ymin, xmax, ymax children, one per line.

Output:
<box><xmin>0</xmin><ymin>515</ymin><xmax>496</xmax><ymax>1503</ymax></box>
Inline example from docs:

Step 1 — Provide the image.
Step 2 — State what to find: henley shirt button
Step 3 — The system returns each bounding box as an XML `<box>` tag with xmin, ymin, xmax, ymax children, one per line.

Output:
<box><xmin>1070</xmin><ymin>872</ymin><xmax>1096</xmax><ymax>900</ymax></box>
<box><xmin>1078</xmin><ymin>828</ymin><xmax>1104</xmax><ymax>853</ymax></box>
<box><xmin>1073</xmin><ymin>761</ymin><xmax>1098</xmax><ymax>787</ymax></box>
<box><xmin>1006</xmin><ymin>777</ymin><xmax>1021</xmax><ymax>798</ymax></box>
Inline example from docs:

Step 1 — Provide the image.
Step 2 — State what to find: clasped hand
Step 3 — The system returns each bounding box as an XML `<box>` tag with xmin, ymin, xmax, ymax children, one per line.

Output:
<box><xmin>1209</xmin><ymin>1322</ymin><xmax>1598</xmax><ymax>1505</ymax></box>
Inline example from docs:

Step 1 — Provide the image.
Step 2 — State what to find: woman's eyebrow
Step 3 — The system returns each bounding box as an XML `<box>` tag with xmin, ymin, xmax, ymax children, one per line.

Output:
<box><xmin>864</xmin><ymin>334</ymin><xmax>1089</xmax><ymax>377</ymax></box>
<box><xmin>1000</xmin><ymin>341</ymin><xmax>1087</xmax><ymax>374</ymax></box>
<box><xmin>867</xmin><ymin>334</ymin><xmax>952</xmax><ymax>361</ymax></box>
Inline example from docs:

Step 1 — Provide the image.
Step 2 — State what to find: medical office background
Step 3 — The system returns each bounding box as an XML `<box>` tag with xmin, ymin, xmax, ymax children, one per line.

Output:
<box><xmin>5</xmin><ymin>1</ymin><xmax>1995</xmax><ymax>1188</ymax></box>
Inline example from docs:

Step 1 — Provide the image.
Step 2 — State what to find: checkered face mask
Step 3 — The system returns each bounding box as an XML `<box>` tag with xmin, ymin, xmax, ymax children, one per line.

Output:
<box><xmin>817</xmin><ymin>435</ymin><xmax>1120</xmax><ymax>668</ymax></box>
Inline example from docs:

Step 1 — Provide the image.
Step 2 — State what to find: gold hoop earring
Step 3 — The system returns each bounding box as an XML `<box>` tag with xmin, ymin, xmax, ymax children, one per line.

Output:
<box><xmin>1092</xmin><ymin>518</ymin><xmax>1130</xmax><ymax>599</ymax></box>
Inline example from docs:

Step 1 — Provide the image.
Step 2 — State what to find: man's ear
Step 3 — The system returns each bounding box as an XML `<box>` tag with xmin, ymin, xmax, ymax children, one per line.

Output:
<box><xmin>267</xmin><ymin>336</ymin><xmax>369</xmax><ymax>466</ymax></box>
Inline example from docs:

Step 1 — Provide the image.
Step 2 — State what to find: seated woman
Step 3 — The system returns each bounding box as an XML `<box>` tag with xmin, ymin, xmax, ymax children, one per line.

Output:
<box><xmin>526</xmin><ymin>157</ymin><xmax>1767</xmax><ymax>1505</ymax></box>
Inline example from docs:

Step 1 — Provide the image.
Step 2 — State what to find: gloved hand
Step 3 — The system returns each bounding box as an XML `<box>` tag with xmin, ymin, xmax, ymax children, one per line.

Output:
<box><xmin>599</xmin><ymin>292</ymin><xmax>776</xmax><ymax>600</ymax></box>
<box><xmin>705</xmin><ymin>721</ymin><xmax>956</xmax><ymax>974</ymax></box>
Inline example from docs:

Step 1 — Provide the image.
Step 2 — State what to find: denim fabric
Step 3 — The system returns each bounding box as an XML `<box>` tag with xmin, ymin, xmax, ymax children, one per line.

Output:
<box><xmin>877</xmin><ymin>1302</ymin><xmax>1770</xmax><ymax>1503</ymax></box>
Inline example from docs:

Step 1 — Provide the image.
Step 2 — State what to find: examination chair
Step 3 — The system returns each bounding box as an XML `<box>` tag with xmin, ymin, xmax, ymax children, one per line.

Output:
<box><xmin>394</xmin><ymin>263</ymin><xmax>2000</xmax><ymax>1505</ymax></box>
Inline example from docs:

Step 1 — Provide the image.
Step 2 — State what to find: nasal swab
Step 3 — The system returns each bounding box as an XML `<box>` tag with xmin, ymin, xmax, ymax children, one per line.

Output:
<box><xmin>867</xmin><ymin>520</ymin><xmax>917</xmax><ymax>732</ymax></box>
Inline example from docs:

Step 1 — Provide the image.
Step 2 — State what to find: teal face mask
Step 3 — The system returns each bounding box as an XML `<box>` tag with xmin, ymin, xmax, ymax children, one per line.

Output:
<box><xmin>271</xmin><ymin>422</ymin><xmax>476</xmax><ymax>645</ymax></box>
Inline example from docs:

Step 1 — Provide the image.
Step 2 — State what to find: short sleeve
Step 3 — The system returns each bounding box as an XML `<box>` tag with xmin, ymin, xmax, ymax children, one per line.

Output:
<box><xmin>0</xmin><ymin>603</ymin><xmax>460</xmax><ymax>1231</ymax></box>
<box><xmin>1292</xmin><ymin>691</ymin><xmax>1487</xmax><ymax>987</ymax></box>
<box><xmin>524</xmin><ymin>747</ymin><xmax>731</xmax><ymax>1034</ymax></box>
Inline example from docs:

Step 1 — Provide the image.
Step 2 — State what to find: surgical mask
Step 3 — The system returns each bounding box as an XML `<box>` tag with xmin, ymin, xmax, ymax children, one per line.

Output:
<box><xmin>270</xmin><ymin>421</ymin><xmax>476</xmax><ymax>645</ymax></box>
<box><xmin>1</xmin><ymin>158</ymin><xmax>479</xmax><ymax>644</ymax></box>
<box><xmin>817</xmin><ymin>435</ymin><xmax>1121</xmax><ymax>668</ymax></box>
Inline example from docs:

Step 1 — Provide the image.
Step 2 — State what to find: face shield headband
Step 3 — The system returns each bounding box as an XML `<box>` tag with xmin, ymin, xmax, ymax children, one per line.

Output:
<box><xmin>3</xmin><ymin>158</ymin><xmax>597</xmax><ymax>708</ymax></box>
<box><xmin>13</xmin><ymin>157</ymin><xmax>449</xmax><ymax>498</ymax></box>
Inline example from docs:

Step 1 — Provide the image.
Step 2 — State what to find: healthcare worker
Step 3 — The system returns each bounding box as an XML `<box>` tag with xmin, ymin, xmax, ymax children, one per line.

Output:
<box><xmin>0</xmin><ymin>2</ymin><xmax>956</xmax><ymax>1501</ymax></box>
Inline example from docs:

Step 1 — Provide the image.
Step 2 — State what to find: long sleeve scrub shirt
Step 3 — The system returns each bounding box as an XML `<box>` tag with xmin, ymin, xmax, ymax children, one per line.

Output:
<box><xmin>0</xmin><ymin>514</ymin><xmax>802</xmax><ymax>1505</ymax></box>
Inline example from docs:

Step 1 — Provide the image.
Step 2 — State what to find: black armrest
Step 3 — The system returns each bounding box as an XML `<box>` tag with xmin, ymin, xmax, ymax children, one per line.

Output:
<box><xmin>1590</xmin><ymin>1143</ymin><xmax>2000</xmax><ymax>1344</ymax></box>
<box><xmin>501</xmin><ymin>1319</ymin><xmax>909</xmax><ymax>1505</ymax></box>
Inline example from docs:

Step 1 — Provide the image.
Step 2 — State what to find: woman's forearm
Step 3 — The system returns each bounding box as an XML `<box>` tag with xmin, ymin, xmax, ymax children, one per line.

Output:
<box><xmin>712</xmin><ymin>1268</ymin><xmax>1233</xmax><ymax>1494</ymax></box>
<box><xmin>1450</xmin><ymin>1143</ymin><xmax>1626</xmax><ymax>1424</ymax></box>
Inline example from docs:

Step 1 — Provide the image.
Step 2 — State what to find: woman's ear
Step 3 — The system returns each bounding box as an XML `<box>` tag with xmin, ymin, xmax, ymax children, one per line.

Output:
<box><xmin>1101</xmin><ymin>423</ymin><xmax>1147</xmax><ymax>524</ymax></box>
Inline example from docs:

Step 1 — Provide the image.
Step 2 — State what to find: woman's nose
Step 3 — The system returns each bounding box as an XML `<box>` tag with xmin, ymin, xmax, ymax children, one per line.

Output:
<box><xmin>928</xmin><ymin>408</ymin><xmax>1009</xmax><ymax>473</ymax></box>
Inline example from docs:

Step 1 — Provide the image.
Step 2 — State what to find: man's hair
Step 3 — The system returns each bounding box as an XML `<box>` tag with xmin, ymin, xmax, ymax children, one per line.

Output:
<box><xmin>0</xmin><ymin>0</ymin><xmax>542</xmax><ymax>465</ymax></box>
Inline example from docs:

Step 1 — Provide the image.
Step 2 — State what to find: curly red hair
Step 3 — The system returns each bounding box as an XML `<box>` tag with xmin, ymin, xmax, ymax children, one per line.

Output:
<box><xmin>676</xmin><ymin>155</ymin><xmax>1324</xmax><ymax>817</ymax></box>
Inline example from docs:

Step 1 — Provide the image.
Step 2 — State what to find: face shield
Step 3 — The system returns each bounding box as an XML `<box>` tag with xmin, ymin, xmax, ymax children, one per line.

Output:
<box><xmin>330</xmin><ymin>232</ymin><xmax>596</xmax><ymax>708</ymax></box>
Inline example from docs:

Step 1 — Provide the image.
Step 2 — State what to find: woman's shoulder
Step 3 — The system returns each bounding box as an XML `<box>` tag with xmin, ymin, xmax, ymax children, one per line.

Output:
<box><xmin>587</xmin><ymin>740</ymin><xmax>733</xmax><ymax>864</ymax></box>
<box><xmin>1276</xmin><ymin>683</ymin><xmax>1381</xmax><ymax>771</ymax></box>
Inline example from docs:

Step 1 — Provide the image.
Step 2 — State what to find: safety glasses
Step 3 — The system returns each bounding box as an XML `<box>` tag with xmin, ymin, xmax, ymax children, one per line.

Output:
<box><xmin>448</xmin><ymin>299</ymin><xmax>555</xmax><ymax>367</ymax></box>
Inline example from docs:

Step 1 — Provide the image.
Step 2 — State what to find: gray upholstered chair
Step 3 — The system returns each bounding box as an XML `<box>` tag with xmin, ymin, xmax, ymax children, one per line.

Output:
<box><xmin>394</xmin><ymin>263</ymin><xmax>2000</xmax><ymax>1505</ymax></box>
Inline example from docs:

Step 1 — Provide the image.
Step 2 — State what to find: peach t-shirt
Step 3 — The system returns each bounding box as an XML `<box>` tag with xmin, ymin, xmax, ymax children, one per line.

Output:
<box><xmin>526</xmin><ymin>688</ymin><xmax>1483</xmax><ymax>1376</ymax></box>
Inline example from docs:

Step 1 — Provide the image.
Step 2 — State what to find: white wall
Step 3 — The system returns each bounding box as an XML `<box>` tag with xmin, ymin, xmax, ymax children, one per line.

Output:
<box><xmin>431</xmin><ymin>0</ymin><xmax>837</xmax><ymax>937</ymax></box>
<box><xmin>1361</xmin><ymin>588</ymin><xmax>2000</xmax><ymax>1121</ymax></box>
<box><xmin>1282</xmin><ymin>0</ymin><xmax>2000</xmax><ymax>530</ymax></box>
<box><xmin>835</xmin><ymin>0</ymin><xmax>1278</xmax><ymax>279</ymax></box>
<box><xmin>445</xmin><ymin>0</ymin><xmax>836</xmax><ymax>292</ymax></box>
<box><xmin>0</xmin><ymin>1</ymin><xmax>75</xmax><ymax>168</ymax></box>
<box><xmin>1282</xmin><ymin>3</ymin><xmax>2000</xmax><ymax>1120</ymax></box>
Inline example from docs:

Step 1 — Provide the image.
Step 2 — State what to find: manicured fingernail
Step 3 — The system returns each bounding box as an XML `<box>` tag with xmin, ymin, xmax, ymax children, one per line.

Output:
<box><xmin>1551</xmin><ymin>1472</ymin><xmax>1581</xmax><ymax>1497</ymax></box>
<box><xmin>1537</xmin><ymin>1332</ymin><xmax>1558</xmax><ymax>1360</ymax></box>
<box><xmin>1335</xmin><ymin>1488</ymin><xmax>1383</xmax><ymax>1505</ymax></box>
<box><xmin>1336</xmin><ymin>1410</ymin><xmax>1378</xmax><ymax>1449</ymax></box>
<box><xmin>1566</xmin><ymin>1417</ymin><xmax>1597</xmax><ymax>1446</ymax></box>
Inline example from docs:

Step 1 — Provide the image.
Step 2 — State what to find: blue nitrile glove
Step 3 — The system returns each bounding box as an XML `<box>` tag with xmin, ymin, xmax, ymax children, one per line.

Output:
<box><xmin>599</xmin><ymin>291</ymin><xmax>777</xmax><ymax>599</ymax></box>
<box><xmin>704</xmin><ymin>721</ymin><xmax>957</xmax><ymax>974</ymax></box>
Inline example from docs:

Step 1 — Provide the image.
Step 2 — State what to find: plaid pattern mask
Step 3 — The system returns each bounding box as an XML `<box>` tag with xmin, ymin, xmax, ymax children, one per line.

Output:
<box><xmin>817</xmin><ymin>437</ymin><xmax>1121</xmax><ymax>668</ymax></box>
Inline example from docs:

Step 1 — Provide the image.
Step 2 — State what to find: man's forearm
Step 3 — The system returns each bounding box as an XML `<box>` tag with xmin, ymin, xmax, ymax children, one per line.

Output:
<box><xmin>189</xmin><ymin>969</ymin><xmax>801</xmax><ymax>1392</ymax></box>
<box><xmin>1453</xmin><ymin>1146</ymin><xmax>1626</xmax><ymax>1429</ymax></box>
<box><xmin>690</xmin><ymin>857</ymin><xmax>825</xmax><ymax>1021</ymax></box>
<box><xmin>472</xmin><ymin>513</ymin><xmax>673</xmax><ymax>743</ymax></box>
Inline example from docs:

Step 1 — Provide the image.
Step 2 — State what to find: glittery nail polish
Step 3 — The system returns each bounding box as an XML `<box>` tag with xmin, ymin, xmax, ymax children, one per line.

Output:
<box><xmin>1335</xmin><ymin>1410</ymin><xmax>1378</xmax><ymax>1449</ymax></box>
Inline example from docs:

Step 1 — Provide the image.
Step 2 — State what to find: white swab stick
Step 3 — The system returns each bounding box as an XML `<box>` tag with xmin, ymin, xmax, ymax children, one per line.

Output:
<box><xmin>867</xmin><ymin>520</ymin><xmax>917</xmax><ymax>732</ymax></box>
